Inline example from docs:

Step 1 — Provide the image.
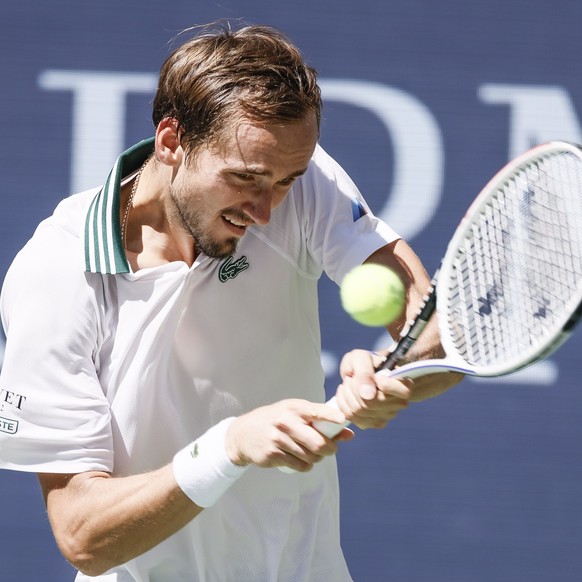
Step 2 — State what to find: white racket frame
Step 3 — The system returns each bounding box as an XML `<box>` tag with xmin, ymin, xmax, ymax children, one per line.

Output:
<box><xmin>418</xmin><ymin>141</ymin><xmax>582</xmax><ymax>379</ymax></box>
<box><xmin>283</xmin><ymin>141</ymin><xmax>582</xmax><ymax>459</ymax></box>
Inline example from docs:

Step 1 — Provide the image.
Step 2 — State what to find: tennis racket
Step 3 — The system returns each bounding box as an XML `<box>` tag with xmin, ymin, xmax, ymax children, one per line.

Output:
<box><xmin>313</xmin><ymin>140</ymin><xmax>582</xmax><ymax>440</ymax></box>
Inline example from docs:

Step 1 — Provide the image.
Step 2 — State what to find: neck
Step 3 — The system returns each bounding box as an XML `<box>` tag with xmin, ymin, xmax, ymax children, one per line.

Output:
<box><xmin>121</xmin><ymin>160</ymin><xmax>196</xmax><ymax>271</ymax></box>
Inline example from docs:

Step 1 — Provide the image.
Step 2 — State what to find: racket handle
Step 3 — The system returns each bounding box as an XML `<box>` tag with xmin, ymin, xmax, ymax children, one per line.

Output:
<box><xmin>311</xmin><ymin>396</ymin><xmax>350</xmax><ymax>438</ymax></box>
<box><xmin>281</xmin><ymin>287</ymin><xmax>436</xmax><ymax>474</ymax></box>
<box><xmin>377</xmin><ymin>286</ymin><xmax>437</xmax><ymax>373</ymax></box>
<box><xmin>278</xmin><ymin>397</ymin><xmax>350</xmax><ymax>473</ymax></box>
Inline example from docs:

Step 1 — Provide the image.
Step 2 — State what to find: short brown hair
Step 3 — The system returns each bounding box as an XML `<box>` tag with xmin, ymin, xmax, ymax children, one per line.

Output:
<box><xmin>152</xmin><ymin>22</ymin><xmax>322</xmax><ymax>154</ymax></box>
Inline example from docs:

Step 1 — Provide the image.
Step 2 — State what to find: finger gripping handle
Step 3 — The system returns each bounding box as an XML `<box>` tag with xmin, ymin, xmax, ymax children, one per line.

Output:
<box><xmin>311</xmin><ymin>397</ymin><xmax>349</xmax><ymax>438</ymax></box>
<box><xmin>277</xmin><ymin>397</ymin><xmax>348</xmax><ymax>473</ymax></box>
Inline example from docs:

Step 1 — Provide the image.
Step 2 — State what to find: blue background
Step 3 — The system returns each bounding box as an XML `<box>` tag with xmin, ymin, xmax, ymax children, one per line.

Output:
<box><xmin>1</xmin><ymin>1</ymin><xmax>582</xmax><ymax>580</ymax></box>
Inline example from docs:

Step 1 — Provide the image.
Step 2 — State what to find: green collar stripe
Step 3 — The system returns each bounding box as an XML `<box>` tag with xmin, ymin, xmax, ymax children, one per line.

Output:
<box><xmin>92</xmin><ymin>192</ymin><xmax>104</xmax><ymax>273</ymax></box>
<box><xmin>85</xmin><ymin>161</ymin><xmax>127</xmax><ymax>274</ymax></box>
<box><xmin>97</xmin><ymin>173</ymin><xmax>110</xmax><ymax>274</ymax></box>
<box><xmin>83</xmin><ymin>138</ymin><xmax>154</xmax><ymax>274</ymax></box>
<box><xmin>101</xmin><ymin>161</ymin><xmax>123</xmax><ymax>274</ymax></box>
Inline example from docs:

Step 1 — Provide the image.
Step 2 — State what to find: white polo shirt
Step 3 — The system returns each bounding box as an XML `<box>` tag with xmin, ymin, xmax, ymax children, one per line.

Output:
<box><xmin>0</xmin><ymin>139</ymin><xmax>399</xmax><ymax>581</ymax></box>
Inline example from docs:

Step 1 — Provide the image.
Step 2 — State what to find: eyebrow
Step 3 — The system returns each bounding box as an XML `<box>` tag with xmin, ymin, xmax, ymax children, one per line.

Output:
<box><xmin>235</xmin><ymin>165</ymin><xmax>309</xmax><ymax>180</ymax></box>
<box><xmin>229</xmin><ymin>164</ymin><xmax>307</xmax><ymax>185</ymax></box>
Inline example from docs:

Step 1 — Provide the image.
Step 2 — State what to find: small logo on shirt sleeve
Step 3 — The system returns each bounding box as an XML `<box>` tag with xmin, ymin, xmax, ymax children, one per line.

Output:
<box><xmin>351</xmin><ymin>198</ymin><xmax>368</xmax><ymax>222</ymax></box>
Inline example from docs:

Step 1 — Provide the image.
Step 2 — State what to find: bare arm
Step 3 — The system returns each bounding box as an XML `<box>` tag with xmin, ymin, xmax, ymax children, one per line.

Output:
<box><xmin>364</xmin><ymin>239</ymin><xmax>463</xmax><ymax>401</ymax></box>
<box><xmin>38</xmin><ymin>467</ymin><xmax>199</xmax><ymax>576</ymax></box>
<box><xmin>37</xmin><ymin>399</ymin><xmax>352</xmax><ymax>576</ymax></box>
<box><xmin>365</xmin><ymin>239</ymin><xmax>438</xmax><ymax>356</ymax></box>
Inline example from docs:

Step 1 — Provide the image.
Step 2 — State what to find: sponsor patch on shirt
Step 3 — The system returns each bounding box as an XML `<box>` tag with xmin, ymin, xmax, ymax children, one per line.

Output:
<box><xmin>0</xmin><ymin>417</ymin><xmax>18</xmax><ymax>434</ymax></box>
<box><xmin>351</xmin><ymin>197</ymin><xmax>368</xmax><ymax>222</ymax></box>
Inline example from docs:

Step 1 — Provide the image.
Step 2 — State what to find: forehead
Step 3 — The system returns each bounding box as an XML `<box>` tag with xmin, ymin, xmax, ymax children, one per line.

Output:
<box><xmin>211</xmin><ymin>113</ymin><xmax>318</xmax><ymax>171</ymax></box>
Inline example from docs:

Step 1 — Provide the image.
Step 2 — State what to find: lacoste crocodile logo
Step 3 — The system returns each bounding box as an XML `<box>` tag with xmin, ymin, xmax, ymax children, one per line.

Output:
<box><xmin>218</xmin><ymin>255</ymin><xmax>250</xmax><ymax>282</ymax></box>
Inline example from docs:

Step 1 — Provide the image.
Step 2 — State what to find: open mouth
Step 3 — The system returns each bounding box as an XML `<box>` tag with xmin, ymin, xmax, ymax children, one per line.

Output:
<box><xmin>222</xmin><ymin>214</ymin><xmax>248</xmax><ymax>235</ymax></box>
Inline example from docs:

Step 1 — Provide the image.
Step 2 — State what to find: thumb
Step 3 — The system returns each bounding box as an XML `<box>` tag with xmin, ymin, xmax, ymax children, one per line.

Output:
<box><xmin>375</xmin><ymin>370</ymin><xmax>412</xmax><ymax>399</ymax></box>
<box><xmin>359</xmin><ymin>382</ymin><xmax>377</xmax><ymax>400</ymax></box>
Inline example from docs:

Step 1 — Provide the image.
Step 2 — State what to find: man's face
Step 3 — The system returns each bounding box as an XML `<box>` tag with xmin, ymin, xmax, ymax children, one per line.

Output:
<box><xmin>168</xmin><ymin>113</ymin><xmax>318</xmax><ymax>259</ymax></box>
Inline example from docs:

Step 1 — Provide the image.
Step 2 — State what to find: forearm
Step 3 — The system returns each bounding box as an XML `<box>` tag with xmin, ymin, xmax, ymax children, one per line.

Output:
<box><xmin>402</xmin><ymin>316</ymin><xmax>464</xmax><ymax>401</ymax></box>
<box><xmin>39</xmin><ymin>401</ymin><xmax>349</xmax><ymax>575</ymax></box>
<box><xmin>366</xmin><ymin>242</ymin><xmax>464</xmax><ymax>401</ymax></box>
<box><xmin>39</xmin><ymin>466</ymin><xmax>201</xmax><ymax>576</ymax></box>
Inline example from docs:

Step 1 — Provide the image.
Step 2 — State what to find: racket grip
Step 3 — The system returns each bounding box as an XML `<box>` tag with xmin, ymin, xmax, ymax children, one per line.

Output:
<box><xmin>311</xmin><ymin>396</ymin><xmax>350</xmax><ymax>438</ymax></box>
<box><xmin>278</xmin><ymin>397</ymin><xmax>349</xmax><ymax>473</ymax></box>
<box><xmin>376</xmin><ymin>287</ymin><xmax>437</xmax><ymax>373</ymax></box>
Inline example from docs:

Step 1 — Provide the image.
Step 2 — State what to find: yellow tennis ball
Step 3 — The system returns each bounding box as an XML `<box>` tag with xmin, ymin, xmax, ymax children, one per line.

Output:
<box><xmin>340</xmin><ymin>264</ymin><xmax>405</xmax><ymax>327</ymax></box>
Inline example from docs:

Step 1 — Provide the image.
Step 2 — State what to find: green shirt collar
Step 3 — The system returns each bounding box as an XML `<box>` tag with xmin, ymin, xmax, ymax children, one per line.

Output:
<box><xmin>83</xmin><ymin>138</ymin><xmax>155</xmax><ymax>274</ymax></box>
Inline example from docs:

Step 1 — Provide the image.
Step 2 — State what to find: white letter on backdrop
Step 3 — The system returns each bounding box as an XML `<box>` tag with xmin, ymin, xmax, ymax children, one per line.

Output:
<box><xmin>38</xmin><ymin>70</ymin><xmax>157</xmax><ymax>193</ymax></box>
<box><xmin>320</xmin><ymin>79</ymin><xmax>444</xmax><ymax>240</ymax></box>
<box><xmin>479</xmin><ymin>84</ymin><xmax>582</xmax><ymax>158</ymax></box>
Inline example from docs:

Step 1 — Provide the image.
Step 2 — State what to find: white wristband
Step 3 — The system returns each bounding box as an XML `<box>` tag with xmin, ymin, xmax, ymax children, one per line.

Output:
<box><xmin>172</xmin><ymin>417</ymin><xmax>249</xmax><ymax>508</ymax></box>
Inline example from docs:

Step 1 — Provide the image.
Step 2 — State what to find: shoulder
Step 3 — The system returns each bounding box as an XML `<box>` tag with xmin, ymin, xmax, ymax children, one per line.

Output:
<box><xmin>41</xmin><ymin>188</ymin><xmax>99</xmax><ymax>240</ymax></box>
<box><xmin>288</xmin><ymin>144</ymin><xmax>364</xmax><ymax>217</ymax></box>
<box><xmin>303</xmin><ymin>144</ymin><xmax>359</xmax><ymax>188</ymax></box>
<box><xmin>11</xmin><ymin>189</ymin><xmax>97</xmax><ymax>272</ymax></box>
<box><xmin>1</xmin><ymin>189</ymin><xmax>105</xmax><ymax>332</ymax></box>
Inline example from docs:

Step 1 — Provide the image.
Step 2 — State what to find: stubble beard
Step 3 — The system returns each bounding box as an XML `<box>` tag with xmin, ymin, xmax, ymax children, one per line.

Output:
<box><xmin>170</xmin><ymin>191</ymin><xmax>239</xmax><ymax>260</ymax></box>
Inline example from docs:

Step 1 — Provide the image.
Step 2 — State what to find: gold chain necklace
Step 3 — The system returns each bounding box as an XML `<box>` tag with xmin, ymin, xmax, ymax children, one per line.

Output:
<box><xmin>121</xmin><ymin>156</ymin><xmax>150</xmax><ymax>248</ymax></box>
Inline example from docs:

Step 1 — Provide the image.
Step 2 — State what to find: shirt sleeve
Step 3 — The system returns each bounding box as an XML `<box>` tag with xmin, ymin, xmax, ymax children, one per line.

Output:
<box><xmin>0</xmin><ymin>212</ymin><xmax>113</xmax><ymax>474</ymax></box>
<box><xmin>298</xmin><ymin>144</ymin><xmax>400</xmax><ymax>284</ymax></box>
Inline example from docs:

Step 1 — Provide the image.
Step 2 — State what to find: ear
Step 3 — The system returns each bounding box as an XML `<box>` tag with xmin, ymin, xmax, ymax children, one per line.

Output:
<box><xmin>155</xmin><ymin>118</ymin><xmax>184</xmax><ymax>167</ymax></box>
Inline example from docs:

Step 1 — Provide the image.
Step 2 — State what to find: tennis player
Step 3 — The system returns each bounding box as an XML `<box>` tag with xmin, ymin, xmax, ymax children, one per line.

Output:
<box><xmin>0</xmin><ymin>23</ymin><xmax>460</xmax><ymax>581</ymax></box>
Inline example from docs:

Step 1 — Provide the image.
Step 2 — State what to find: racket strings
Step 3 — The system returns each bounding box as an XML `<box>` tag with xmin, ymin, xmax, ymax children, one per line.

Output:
<box><xmin>447</xmin><ymin>151</ymin><xmax>582</xmax><ymax>370</ymax></box>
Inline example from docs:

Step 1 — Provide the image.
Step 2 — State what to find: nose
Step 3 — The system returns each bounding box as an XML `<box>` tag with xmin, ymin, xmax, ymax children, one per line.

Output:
<box><xmin>244</xmin><ymin>190</ymin><xmax>273</xmax><ymax>225</ymax></box>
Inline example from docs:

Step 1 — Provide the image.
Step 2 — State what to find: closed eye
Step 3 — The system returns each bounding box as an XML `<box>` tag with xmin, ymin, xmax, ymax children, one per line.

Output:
<box><xmin>233</xmin><ymin>172</ymin><xmax>255</xmax><ymax>182</ymax></box>
<box><xmin>230</xmin><ymin>170</ymin><xmax>304</xmax><ymax>187</ymax></box>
